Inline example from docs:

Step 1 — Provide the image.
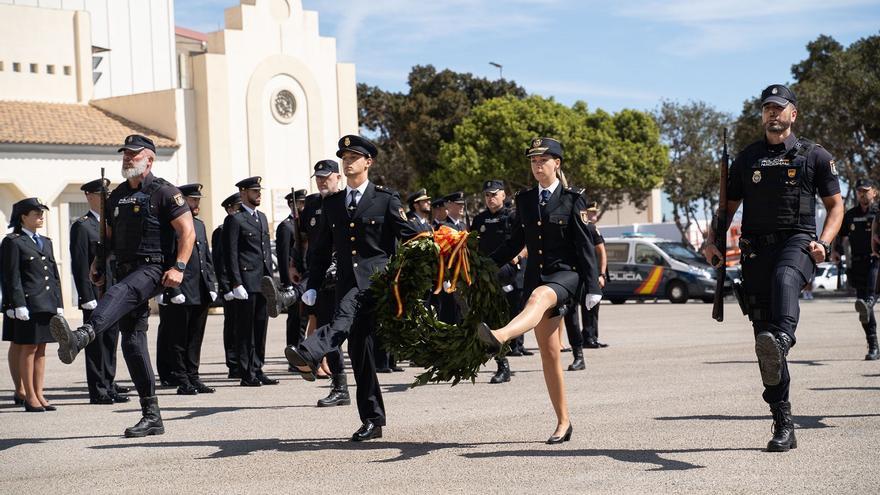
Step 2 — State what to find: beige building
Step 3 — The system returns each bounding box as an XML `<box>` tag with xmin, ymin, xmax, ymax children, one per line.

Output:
<box><xmin>0</xmin><ymin>0</ymin><xmax>358</xmax><ymax>315</ymax></box>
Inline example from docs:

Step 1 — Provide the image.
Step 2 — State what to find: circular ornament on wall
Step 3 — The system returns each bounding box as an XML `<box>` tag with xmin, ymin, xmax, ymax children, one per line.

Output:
<box><xmin>271</xmin><ymin>89</ymin><xmax>297</xmax><ymax>124</ymax></box>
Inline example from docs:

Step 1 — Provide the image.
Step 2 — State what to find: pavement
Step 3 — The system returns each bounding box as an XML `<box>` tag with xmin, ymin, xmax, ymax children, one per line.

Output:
<box><xmin>1</xmin><ymin>298</ymin><xmax>878</xmax><ymax>494</ymax></box>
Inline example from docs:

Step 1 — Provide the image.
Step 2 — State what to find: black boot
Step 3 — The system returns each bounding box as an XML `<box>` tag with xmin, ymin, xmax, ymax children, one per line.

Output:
<box><xmin>767</xmin><ymin>401</ymin><xmax>797</xmax><ymax>452</ymax></box>
<box><xmin>262</xmin><ymin>276</ymin><xmax>302</xmax><ymax>318</ymax></box>
<box><xmin>755</xmin><ymin>331</ymin><xmax>791</xmax><ymax>386</ymax></box>
<box><xmin>124</xmin><ymin>396</ymin><xmax>165</xmax><ymax>438</ymax></box>
<box><xmin>568</xmin><ymin>346</ymin><xmax>586</xmax><ymax>371</ymax></box>
<box><xmin>856</xmin><ymin>298</ymin><xmax>873</xmax><ymax>324</ymax></box>
<box><xmin>50</xmin><ymin>316</ymin><xmax>95</xmax><ymax>364</ymax></box>
<box><xmin>489</xmin><ymin>358</ymin><xmax>511</xmax><ymax>384</ymax></box>
<box><xmin>866</xmin><ymin>334</ymin><xmax>879</xmax><ymax>361</ymax></box>
<box><xmin>317</xmin><ymin>374</ymin><xmax>351</xmax><ymax>407</ymax></box>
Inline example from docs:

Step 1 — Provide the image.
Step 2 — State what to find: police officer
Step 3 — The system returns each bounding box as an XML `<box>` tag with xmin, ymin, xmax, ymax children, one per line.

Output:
<box><xmin>431</xmin><ymin>198</ymin><xmax>448</xmax><ymax>230</ymax></box>
<box><xmin>2</xmin><ymin>198</ymin><xmax>63</xmax><ymax>412</ymax></box>
<box><xmin>702</xmin><ymin>84</ymin><xmax>843</xmax><ymax>452</ymax></box>
<box><xmin>223</xmin><ymin>176</ymin><xmax>277</xmax><ymax>387</ymax></box>
<box><xmin>70</xmin><ymin>179</ymin><xmax>130</xmax><ymax>404</ymax></box>
<box><xmin>285</xmin><ymin>135</ymin><xmax>417</xmax><ymax>441</ymax></box>
<box><xmin>406</xmin><ymin>189</ymin><xmax>433</xmax><ymax>233</ymax></box>
<box><xmin>582</xmin><ymin>202</ymin><xmax>608</xmax><ymax>349</ymax></box>
<box><xmin>212</xmin><ymin>192</ymin><xmax>241</xmax><ymax>378</ymax></box>
<box><xmin>443</xmin><ymin>191</ymin><xmax>468</xmax><ymax>231</ymax></box>
<box><xmin>835</xmin><ymin>178</ymin><xmax>879</xmax><ymax>360</ymax></box>
<box><xmin>471</xmin><ymin>179</ymin><xmax>527</xmax><ymax>383</ymax></box>
<box><xmin>50</xmin><ymin>134</ymin><xmax>196</xmax><ymax>437</ymax></box>
<box><xmin>158</xmin><ymin>184</ymin><xmax>218</xmax><ymax>395</ymax></box>
<box><xmin>269</xmin><ymin>189</ymin><xmax>305</xmax><ymax>354</ymax></box>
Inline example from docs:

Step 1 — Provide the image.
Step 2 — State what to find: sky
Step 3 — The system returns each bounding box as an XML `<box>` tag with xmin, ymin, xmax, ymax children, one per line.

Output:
<box><xmin>175</xmin><ymin>0</ymin><xmax>880</xmax><ymax>116</ymax></box>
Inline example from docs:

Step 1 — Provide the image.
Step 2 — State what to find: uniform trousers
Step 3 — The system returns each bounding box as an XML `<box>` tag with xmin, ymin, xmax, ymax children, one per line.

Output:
<box><xmin>232</xmin><ymin>293</ymin><xmax>269</xmax><ymax>381</ymax></box>
<box><xmin>286</xmin><ymin>302</ymin><xmax>304</xmax><ymax>348</ymax></box>
<box><xmin>315</xmin><ymin>287</ymin><xmax>344</xmax><ymax>374</ymax></box>
<box><xmin>86</xmin><ymin>262</ymin><xmax>163</xmax><ymax>398</ymax></box>
<box><xmin>82</xmin><ymin>308</ymin><xmax>120</xmax><ymax>400</ymax></box>
<box><xmin>741</xmin><ymin>232</ymin><xmax>815</xmax><ymax>404</ymax></box>
<box><xmin>221</xmin><ymin>300</ymin><xmax>238</xmax><ymax>373</ymax></box>
<box><xmin>299</xmin><ymin>285</ymin><xmax>384</xmax><ymax>426</ymax></box>
<box><xmin>159</xmin><ymin>303</ymin><xmax>210</xmax><ymax>386</ymax></box>
<box><xmin>850</xmin><ymin>256</ymin><xmax>878</xmax><ymax>336</ymax></box>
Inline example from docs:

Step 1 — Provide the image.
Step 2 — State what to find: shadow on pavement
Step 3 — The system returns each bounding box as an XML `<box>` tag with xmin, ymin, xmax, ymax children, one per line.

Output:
<box><xmin>91</xmin><ymin>438</ymin><xmax>535</xmax><ymax>462</ymax></box>
<box><xmin>110</xmin><ymin>404</ymin><xmax>312</xmax><ymax>421</ymax></box>
<box><xmin>654</xmin><ymin>413</ymin><xmax>880</xmax><ymax>429</ymax></box>
<box><xmin>461</xmin><ymin>447</ymin><xmax>758</xmax><ymax>471</ymax></box>
<box><xmin>702</xmin><ymin>359</ymin><xmax>860</xmax><ymax>367</ymax></box>
<box><xmin>0</xmin><ymin>434</ymin><xmax>119</xmax><ymax>452</ymax></box>
<box><xmin>809</xmin><ymin>386</ymin><xmax>880</xmax><ymax>392</ymax></box>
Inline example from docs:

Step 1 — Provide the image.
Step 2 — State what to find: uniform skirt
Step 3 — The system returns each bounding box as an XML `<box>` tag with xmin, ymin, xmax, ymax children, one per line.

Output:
<box><xmin>1</xmin><ymin>315</ymin><xmax>14</xmax><ymax>342</ymax></box>
<box><xmin>11</xmin><ymin>312</ymin><xmax>56</xmax><ymax>345</ymax></box>
<box><xmin>524</xmin><ymin>269</ymin><xmax>581</xmax><ymax>318</ymax></box>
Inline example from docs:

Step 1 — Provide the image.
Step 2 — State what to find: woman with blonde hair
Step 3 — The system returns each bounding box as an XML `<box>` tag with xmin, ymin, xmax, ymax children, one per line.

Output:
<box><xmin>479</xmin><ymin>137</ymin><xmax>601</xmax><ymax>444</ymax></box>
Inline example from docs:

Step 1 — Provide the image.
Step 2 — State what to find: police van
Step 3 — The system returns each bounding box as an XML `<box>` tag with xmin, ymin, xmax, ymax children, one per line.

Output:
<box><xmin>602</xmin><ymin>233</ymin><xmax>730</xmax><ymax>304</ymax></box>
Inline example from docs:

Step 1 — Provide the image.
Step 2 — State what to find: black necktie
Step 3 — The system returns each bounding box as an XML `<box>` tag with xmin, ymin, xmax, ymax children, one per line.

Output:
<box><xmin>32</xmin><ymin>234</ymin><xmax>43</xmax><ymax>251</ymax></box>
<box><xmin>540</xmin><ymin>189</ymin><xmax>550</xmax><ymax>207</ymax></box>
<box><xmin>348</xmin><ymin>190</ymin><xmax>359</xmax><ymax>217</ymax></box>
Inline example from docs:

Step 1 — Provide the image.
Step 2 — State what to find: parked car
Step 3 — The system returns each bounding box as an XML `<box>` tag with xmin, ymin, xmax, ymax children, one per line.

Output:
<box><xmin>813</xmin><ymin>262</ymin><xmax>846</xmax><ymax>291</ymax></box>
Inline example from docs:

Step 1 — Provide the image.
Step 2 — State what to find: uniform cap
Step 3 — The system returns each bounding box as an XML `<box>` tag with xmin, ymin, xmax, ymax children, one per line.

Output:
<box><xmin>483</xmin><ymin>179</ymin><xmax>504</xmax><ymax>193</ymax></box>
<box><xmin>235</xmin><ymin>176</ymin><xmax>263</xmax><ymax>190</ymax></box>
<box><xmin>221</xmin><ymin>192</ymin><xmax>241</xmax><ymax>208</ymax></box>
<box><xmin>526</xmin><ymin>137</ymin><xmax>563</xmax><ymax>159</ymax></box>
<box><xmin>856</xmin><ymin>178</ymin><xmax>877</xmax><ymax>190</ymax></box>
<box><xmin>80</xmin><ymin>178</ymin><xmax>110</xmax><ymax>193</ymax></box>
<box><xmin>407</xmin><ymin>188</ymin><xmax>430</xmax><ymax>204</ymax></box>
<box><xmin>443</xmin><ymin>191</ymin><xmax>465</xmax><ymax>204</ymax></box>
<box><xmin>336</xmin><ymin>135</ymin><xmax>378</xmax><ymax>158</ymax></box>
<box><xmin>312</xmin><ymin>160</ymin><xmax>340</xmax><ymax>177</ymax></box>
<box><xmin>117</xmin><ymin>134</ymin><xmax>156</xmax><ymax>153</ymax></box>
<box><xmin>760</xmin><ymin>84</ymin><xmax>797</xmax><ymax>107</ymax></box>
<box><xmin>179</xmin><ymin>183</ymin><xmax>203</xmax><ymax>198</ymax></box>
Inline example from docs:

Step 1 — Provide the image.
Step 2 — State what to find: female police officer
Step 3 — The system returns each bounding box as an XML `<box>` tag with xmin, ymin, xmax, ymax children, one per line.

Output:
<box><xmin>478</xmin><ymin>137</ymin><xmax>601</xmax><ymax>444</ymax></box>
<box><xmin>1</xmin><ymin>198</ymin><xmax>62</xmax><ymax>412</ymax></box>
<box><xmin>703</xmin><ymin>84</ymin><xmax>843</xmax><ymax>452</ymax></box>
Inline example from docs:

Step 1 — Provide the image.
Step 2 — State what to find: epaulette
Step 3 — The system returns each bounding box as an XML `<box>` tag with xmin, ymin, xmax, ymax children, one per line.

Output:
<box><xmin>76</xmin><ymin>215</ymin><xmax>88</xmax><ymax>222</ymax></box>
<box><xmin>565</xmin><ymin>186</ymin><xmax>585</xmax><ymax>195</ymax></box>
<box><xmin>374</xmin><ymin>185</ymin><xmax>394</xmax><ymax>195</ymax></box>
<box><xmin>6</xmin><ymin>233</ymin><xmax>20</xmax><ymax>239</ymax></box>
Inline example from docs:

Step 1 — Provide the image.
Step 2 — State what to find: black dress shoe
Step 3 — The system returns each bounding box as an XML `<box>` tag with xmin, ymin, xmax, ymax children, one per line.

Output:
<box><xmin>24</xmin><ymin>402</ymin><xmax>46</xmax><ymax>412</ymax></box>
<box><xmin>12</xmin><ymin>394</ymin><xmax>25</xmax><ymax>406</ymax></box>
<box><xmin>90</xmin><ymin>395</ymin><xmax>114</xmax><ymax>405</ymax></box>
<box><xmin>109</xmin><ymin>392</ymin><xmax>131</xmax><ymax>403</ymax></box>
<box><xmin>42</xmin><ymin>404</ymin><xmax>57</xmax><ymax>411</ymax></box>
<box><xmin>560</xmin><ymin>347</ymin><xmax>571</xmax><ymax>353</ymax></box>
<box><xmin>193</xmin><ymin>381</ymin><xmax>216</xmax><ymax>393</ymax></box>
<box><xmin>351</xmin><ymin>422</ymin><xmax>383</xmax><ymax>442</ymax></box>
<box><xmin>227</xmin><ymin>370</ymin><xmax>242</xmax><ymax>379</ymax></box>
<box><xmin>284</xmin><ymin>346</ymin><xmax>317</xmax><ymax>381</ymax></box>
<box><xmin>240</xmin><ymin>378</ymin><xmax>262</xmax><ymax>387</ymax></box>
<box><xmin>114</xmin><ymin>384</ymin><xmax>131</xmax><ymax>394</ymax></box>
<box><xmin>257</xmin><ymin>375</ymin><xmax>279</xmax><ymax>385</ymax></box>
<box><xmin>520</xmin><ymin>348</ymin><xmax>535</xmax><ymax>356</ymax></box>
<box><xmin>391</xmin><ymin>366</ymin><xmax>405</xmax><ymax>372</ymax></box>
<box><xmin>507</xmin><ymin>350</ymin><xmax>523</xmax><ymax>357</ymax></box>
<box><xmin>547</xmin><ymin>424</ymin><xmax>573</xmax><ymax>444</ymax></box>
<box><xmin>177</xmin><ymin>384</ymin><xmax>199</xmax><ymax>395</ymax></box>
<box><xmin>584</xmin><ymin>340</ymin><xmax>609</xmax><ymax>349</ymax></box>
<box><xmin>376</xmin><ymin>367</ymin><xmax>393</xmax><ymax>373</ymax></box>
<box><xmin>159</xmin><ymin>379</ymin><xmax>179</xmax><ymax>388</ymax></box>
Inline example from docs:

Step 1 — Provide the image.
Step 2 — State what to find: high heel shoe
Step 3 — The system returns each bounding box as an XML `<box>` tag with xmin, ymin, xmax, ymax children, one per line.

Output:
<box><xmin>547</xmin><ymin>424</ymin><xmax>573</xmax><ymax>444</ymax></box>
<box><xmin>477</xmin><ymin>322</ymin><xmax>503</xmax><ymax>352</ymax></box>
<box><xmin>12</xmin><ymin>394</ymin><xmax>25</xmax><ymax>406</ymax></box>
<box><xmin>24</xmin><ymin>402</ymin><xmax>46</xmax><ymax>413</ymax></box>
<box><xmin>42</xmin><ymin>404</ymin><xmax>57</xmax><ymax>411</ymax></box>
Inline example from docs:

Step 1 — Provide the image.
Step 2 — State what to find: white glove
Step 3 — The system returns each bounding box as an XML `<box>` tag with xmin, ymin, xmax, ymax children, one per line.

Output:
<box><xmin>170</xmin><ymin>294</ymin><xmax>186</xmax><ymax>304</ymax></box>
<box><xmin>155</xmin><ymin>295</ymin><xmax>166</xmax><ymax>306</ymax></box>
<box><xmin>585</xmin><ymin>294</ymin><xmax>602</xmax><ymax>310</ymax></box>
<box><xmin>209</xmin><ymin>291</ymin><xmax>218</xmax><ymax>302</ymax></box>
<box><xmin>501</xmin><ymin>284</ymin><xmax>514</xmax><ymax>293</ymax></box>
<box><xmin>5</xmin><ymin>309</ymin><xmax>13</xmax><ymax>318</ymax></box>
<box><xmin>56</xmin><ymin>308</ymin><xmax>64</xmax><ymax>315</ymax></box>
<box><xmin>232</xmin><ymin>285</ymin><xmax>249</xmax><ymax>300</ymax></box>
<box><xmin>301</xmin><ymin>289</ymin><xmax>317</xmax><ymax>306</ymax></box>
<box><xmin>82</xmin><ymin>300</ymin><xmax>98</xmax><ymax>310</ymax></box>
<box><xmin>223</xmin><ymin>291</ymin><xmax>234</xmax><ymax>301</ymax></box>
<box><xmin>14</xmin><ymin>307</ymin><xmax>30</xmax><ymax>321</ymax></box>
<box><xmin>443</xmin><ymin>281</ymin><xmax>452</xmax><ymax>291</ymax></box>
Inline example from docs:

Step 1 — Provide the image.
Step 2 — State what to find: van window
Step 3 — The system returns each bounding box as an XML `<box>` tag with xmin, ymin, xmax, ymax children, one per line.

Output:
<box><xmin>605</xmin><ymin>242</ymin><xmax>629</xmax><ymax>263</ymax></box>
<box><xmin>635</xmin><ymin>244</ymin><xmax>665</xmax><ymax>266</ymax></box>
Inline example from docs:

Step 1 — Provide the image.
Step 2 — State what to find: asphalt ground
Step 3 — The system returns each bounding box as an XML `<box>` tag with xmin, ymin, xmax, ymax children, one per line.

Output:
<box><xmin>1</xmin><ymin>298</ymin><xmax>878</xmax><ymax>494</ymax></box>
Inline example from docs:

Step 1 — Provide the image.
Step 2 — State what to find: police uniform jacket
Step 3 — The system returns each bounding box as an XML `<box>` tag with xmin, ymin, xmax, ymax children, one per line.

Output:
<box><xmin>223</xmin><ymin>207</ymin><xmax>272</xmax><ymax>293</ymax></box>
<box><xmin>490</xmin><ymin>185</ymin><xmax>600</xmax><ymax>295</ymax></box>
<box><xmin>300</xmin><ymin>193</ymin><xmax>324</xmax><ymax>253</ymax></box>
<box><xmin>838</xmin><ymin>203</ymin><xmax>878</xmax><ymax>259</ymax></box>
<box><xmin>164</xmin><ymin>217</ymin><xmax>216</xmax><ymax>305</ymax></box>
<box><xmin>275</xmin><ymin>214</ymin><xmax>304</xmax><ymax>286</ymax></box>
<box><xmin>0</xmin><ymin>232</ymin><xmax>62</xmax><ymax>314</ymax></box>
<box><xmin>211</xmin><ymin>226</ymin><xmax>230</xmax><ymax>294</ymax></box>
<box><xmin>443</xmin><ymin>217</ymin><xmax>466</xmax><ymax>231</ymax></box>
<box><xmin>407</xmin><ymin>212</ymin><xmax>433</xmax><ymax>234</ymax></box>
<box><xmin>307</xmin><ymin>182</ymin><xmax>417</xmax><ymax>296</ymax></box>
<box><xmin>69</xmin><ymin>211</ymin><xmax>100</xmax><ymax>308</ymax></box>
<box><xmin>471</xmin><ymin>206</ymin><xmax>522</xmax><ymax>287</ymax></box>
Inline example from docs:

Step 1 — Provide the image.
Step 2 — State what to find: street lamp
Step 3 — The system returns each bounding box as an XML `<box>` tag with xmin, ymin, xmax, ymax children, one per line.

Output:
<box><xmin>489</xmin><ymin>61</ymin><xmax>503</xmax><ymax>79</ymax></box>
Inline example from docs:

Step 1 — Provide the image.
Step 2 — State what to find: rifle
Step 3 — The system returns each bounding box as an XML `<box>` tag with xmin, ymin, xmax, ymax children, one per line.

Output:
<box><xmin>290</xmin><ymin>187</ymin><xmax>304</xmax><ymax>284</ymax></box>
<box><xmin>96</xmin><ymin>168</ymin><xmax>112</xmax><ymax>296</ymax></box>
<box><xmin>712</xmin><ymin>129</ymin><xmax>730</xmax><ymax>322</ymax></box>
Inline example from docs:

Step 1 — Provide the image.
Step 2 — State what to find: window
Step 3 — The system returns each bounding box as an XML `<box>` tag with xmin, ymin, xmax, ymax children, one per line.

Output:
<box><xmin>63</xmin><ymin>65</ymin><xmax>72</xmax><ymax>76</ymax></box>
<box><xmin>13</xmin><ymin>62</ymin><xmax>21</xmax><ymax>72</ymax></box>
<box><xmin>635</xmin><ymin>243</ymin><xmax>665</xmax><ymax>266</ymax></box>
<box><xmin>30</xmin><ymin>63</ymin><xmax>38</xmax><ymax>73</ymax></box>
<box><xmin>46</xmin><ymin>64</ymin><xmax>55</xmax><ymax>74</ymax></box>
<box><xmin>605</xmin><ymin>243</ymin><xmax>630</xmax><ymax>263</ymax></box>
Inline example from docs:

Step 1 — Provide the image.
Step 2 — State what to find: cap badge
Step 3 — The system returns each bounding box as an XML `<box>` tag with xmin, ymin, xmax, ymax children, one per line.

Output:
<box><xmin>752</xmin><ymin>170</ymin><xmax>762</xmax><ymax>184</ymax></box>
<box><xmin>344</xmin><ymin>137</ymin><xmax>351</xmax><ymax>146</ymax></box>
<box><xmin>256</xmin><ymin>177</ymin><xmax>262</xmax><ymax>184</ymax></box>
<box><xmin>532</xmin><ymin>138</ymin><xmax>542</xmax><ymax>148</ymax></box>
<box><xmin>772</xmin><ymin>87</ymin><xmax>778</xmax><ymax>94</ymax></box>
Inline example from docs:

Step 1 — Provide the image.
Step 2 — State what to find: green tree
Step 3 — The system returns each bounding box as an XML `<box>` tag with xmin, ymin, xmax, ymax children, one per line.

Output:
<box><xmin>357</xmin><ymin>65</ymin><xmax>526</xmax><ymax>192</ymax></box>
<box><xmin>654</xmin><ymin>100</ymin><xmax>732</xmax><ymax>244</ymax></box>
<box><xmin>435</xmin><ymin>95</ymin><xmax>668</xmax><ymax>213</ymax></box>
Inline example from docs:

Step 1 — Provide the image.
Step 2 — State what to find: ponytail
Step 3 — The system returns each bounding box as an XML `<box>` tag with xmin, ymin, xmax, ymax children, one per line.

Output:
<box><xmin>556</xmin><ymin>166</ymin><xmax>569</xmax><ymax>189</ymax></box>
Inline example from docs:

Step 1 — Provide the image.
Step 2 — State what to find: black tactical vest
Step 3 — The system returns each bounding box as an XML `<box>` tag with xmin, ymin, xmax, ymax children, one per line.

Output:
<box><xmin>112</xmin><ymin>178</ymin><xmax>168</xmax><ymax>262</ymax></box>
<box><xmin>741</xmin><ymin>139</ymin><xmax>817</xmax><ymax>234</ymax></box>
<box><xmin>848</xmin><ymin>206</ymin><xmax>877</xmax><ymax>257</ymax></box>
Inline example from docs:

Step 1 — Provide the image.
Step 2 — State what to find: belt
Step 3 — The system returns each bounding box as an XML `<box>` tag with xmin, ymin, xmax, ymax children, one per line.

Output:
<box><xmin>742</xmin><ymin>231</ymin><xmax>809</xmax><ymax>248</ymax></box>
<box><xmin>115</xmin><ymin>255</ymin><xmax>164</xmax><ymax>269</ymax></box>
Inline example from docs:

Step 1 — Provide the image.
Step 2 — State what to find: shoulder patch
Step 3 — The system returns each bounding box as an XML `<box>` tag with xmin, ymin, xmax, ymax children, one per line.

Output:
<box><xmin>173</xmin><ymin>193</ymin><xmax>185</xmax><ymax>206</ymax></box>
<box><xmin>829</xmin><ymin>160</ymin><xmax>838</xmax><ymax>176</ymax></box>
